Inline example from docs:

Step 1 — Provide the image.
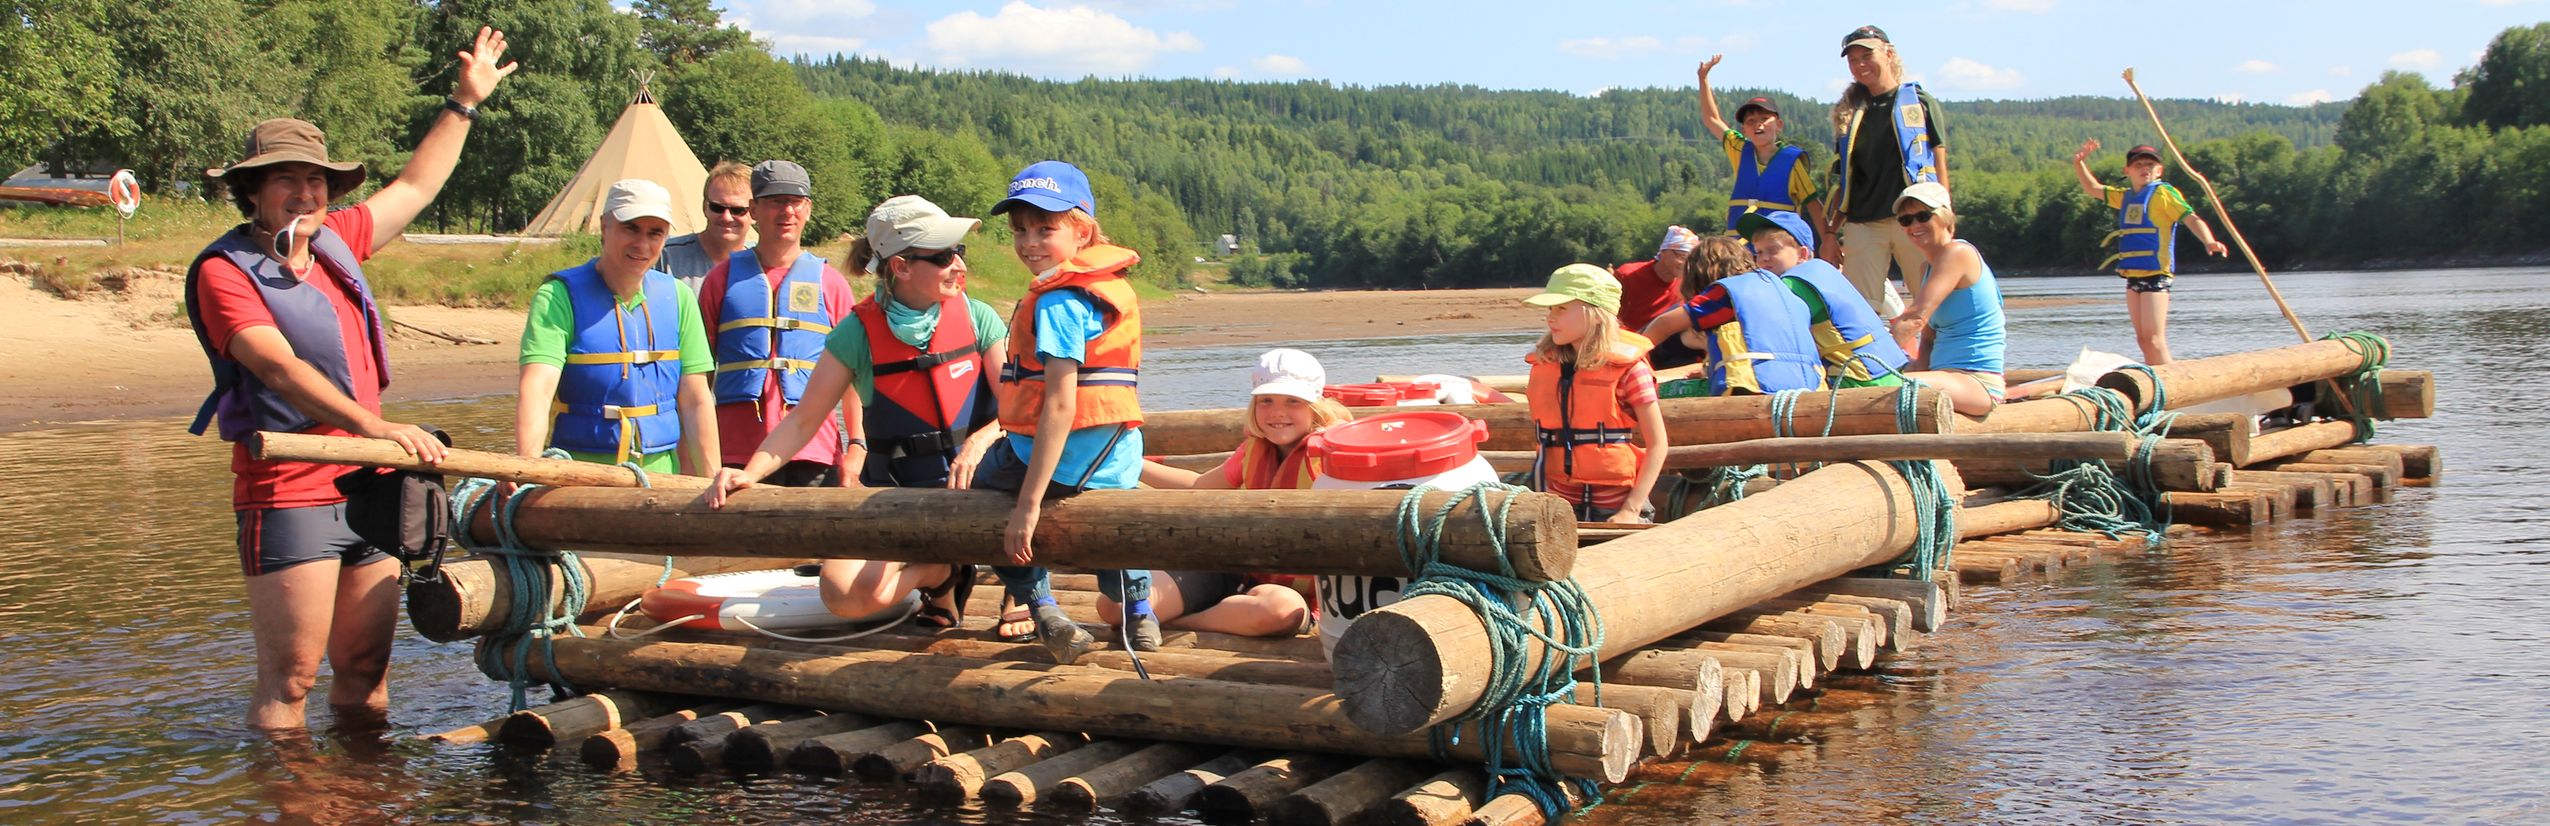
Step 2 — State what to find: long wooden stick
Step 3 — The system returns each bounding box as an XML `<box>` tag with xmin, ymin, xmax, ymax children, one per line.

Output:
<box><xmin>2120</xmin><ymin>68</ymin><xmax>2312</xmax><ymax>342</ymax></box>
<box><xmin>252</xmin><ymin>431</ymin><xmax>712</xmax><ymax>489</ymax></box>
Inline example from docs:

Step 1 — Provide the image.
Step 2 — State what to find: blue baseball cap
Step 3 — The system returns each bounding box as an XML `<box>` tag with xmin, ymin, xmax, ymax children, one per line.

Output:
<box><xmin>990</xmin><ymin>160</ymin><xmax>1096</xmax><ymax>217</ymax></box>
<box><xmin>1735</xmin><ymin>210</ymin><xmax>1816</xmax><ymax>252</ymax></box>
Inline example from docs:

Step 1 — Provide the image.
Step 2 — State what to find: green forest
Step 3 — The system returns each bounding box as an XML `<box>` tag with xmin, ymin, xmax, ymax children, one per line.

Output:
<box><xmin>7</xmin><ymin>1</ymin><xmax>2547</xmax><ymax>292</ymax></box>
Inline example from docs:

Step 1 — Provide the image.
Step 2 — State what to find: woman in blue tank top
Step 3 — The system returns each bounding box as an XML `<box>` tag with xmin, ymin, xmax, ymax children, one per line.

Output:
<box><xmin>1886</xmin><ymin>182</ymin><xmax>2006</xmax><ymax>416</ymax></box>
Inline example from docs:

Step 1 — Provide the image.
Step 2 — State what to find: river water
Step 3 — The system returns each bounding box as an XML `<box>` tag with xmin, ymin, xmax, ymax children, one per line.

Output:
<box><xmin>0</xmin><ymin>268</ymin><xmax>2540</xmax><ymax>824</ymax></box>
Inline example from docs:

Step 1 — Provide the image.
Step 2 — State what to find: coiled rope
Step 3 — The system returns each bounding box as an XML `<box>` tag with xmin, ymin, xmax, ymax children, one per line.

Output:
<box><xmin>2322</xmin><ymin>331</ymin><xmax>2391</xmax><ymax>442</ymax></box>
<box><xmin>445</xmin><ymin>451</ymin><xmax>659</xmax><ymax>711</ymax></box>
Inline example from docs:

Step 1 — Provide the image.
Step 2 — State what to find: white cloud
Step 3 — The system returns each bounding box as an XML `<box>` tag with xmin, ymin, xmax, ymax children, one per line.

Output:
<box><xmin>2236</xmin><ymin>59</ymin><xmax>2278</xmax><ymax>74</ymax></box>
<box><xmin>923</xmin><ymin>2</ymin><xmax>1203</xmax><ymax>76</ymax></box>
<box><xmin>726</xmin><ymin>0</ymin><xmax>878</xmax><ymax>54</ymax></box>
<box><xmin>1557</xmin><ymin>36</ymin><xmax>1663</xmax><ymax>59</ymax></box>
<box><xmin>1252</xmin><ymin>54</ymin><xmax>1309</xmax><ymax>76</ymax></box>
<box><xmin>1584</xmin><ymin>86</ymin><xmax>1615</xmax><ymax>98</ymax></box>
<box><xmin>1983</xmin><ymin>0</ymin><xmax>2058</xmax><ymax>11</ymax></box>
<box><xmin>2388</xmin><ymin>48</ymin><xmax>2443</xmax><ymax>71</ymax></box>
<box><xmin>2328</xmin><ymin>65</ymin><xmax>2354</xmax><ymax>77</ymax></box>
<box><xmin>1935</xmin><ymin>57</ymin><xmax>2024</xmax><ymax>91</ymax></box>
<box><xmin>2287</xmin><ymin>89</ymin><xmax>2335</xmax><ymax>105</ymax></box>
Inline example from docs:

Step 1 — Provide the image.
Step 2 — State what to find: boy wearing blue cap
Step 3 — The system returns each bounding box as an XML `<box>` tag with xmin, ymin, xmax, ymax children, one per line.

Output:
<box><xmin>1736</xmin><ymin>210</ymin><xmax>1910</xmax><ymax>387</ymax></box>
<box><xmin>974</xmin><ymin>161</ymin><xmax>1154</xmax><ymax>664</ymax></box>
<box><xmin>2072</xmin><ymin>139</ymin><xmax>2229</xmax><ymax>366</ymax></box>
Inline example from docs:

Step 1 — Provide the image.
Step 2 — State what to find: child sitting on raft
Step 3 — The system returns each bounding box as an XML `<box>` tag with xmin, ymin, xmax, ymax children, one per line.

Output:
<box><xmin>1524</xmin><ymin>265</ymin><xmax>1670</xmax><ymax>523</ymax></box>
<box><xmin>1639</xmin><ymin>237</ymin><xmax>1829</xmax><ymax>396</ymax></box>
<box><xmin>1133</xmin><ymin>348</ymin><xmax>1338</xmax><ymax>637</ymax></box>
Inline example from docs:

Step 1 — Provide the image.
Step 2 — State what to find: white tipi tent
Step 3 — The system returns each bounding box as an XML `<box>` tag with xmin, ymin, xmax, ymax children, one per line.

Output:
<box><xmin>522</xmin><ymin>80</ymin><xmax>708</xmax><ymax>236</ymax></box>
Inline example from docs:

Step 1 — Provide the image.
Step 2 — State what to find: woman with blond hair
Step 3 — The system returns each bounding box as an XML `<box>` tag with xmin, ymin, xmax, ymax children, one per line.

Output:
<box><xmin>1888</xmin><ymin>183</ymin><xmax>2006</xmax><ymax>416</ymax></box>
<box><xmin>1825</xmin><ymin>24</ymin><xmax>1952</xmax><ymax>320</ymax></box>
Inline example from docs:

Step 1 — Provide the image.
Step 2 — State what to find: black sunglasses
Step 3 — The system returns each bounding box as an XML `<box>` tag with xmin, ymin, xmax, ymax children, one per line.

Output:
<box><xmin>901</xmin><ymin>244</ymin><xmax>967</xmax><ymax>267</ymax></box>
<box><xmin>706</xmin><ymin>203</ymin><xmax>749</xmax><ymax>217</ymax></box>
<box><xmin>1895</xmin><ymin>211</ymin><xmax>1937</xmax><ymax>227</ymax></box>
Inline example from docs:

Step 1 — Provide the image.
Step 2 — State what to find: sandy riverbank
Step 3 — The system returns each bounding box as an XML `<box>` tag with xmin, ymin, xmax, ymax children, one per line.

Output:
<box><xmin>0</xmin><ymin>273</ymin><xmax>2085</xmax><ymax>431</ymax></box>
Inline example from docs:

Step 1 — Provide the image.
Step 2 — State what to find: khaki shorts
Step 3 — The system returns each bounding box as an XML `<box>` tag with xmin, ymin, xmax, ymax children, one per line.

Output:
<box><xmin>1935</xmin><ymin>368</ymin><xmax>2007</xmax><ymax>400</ymax></box>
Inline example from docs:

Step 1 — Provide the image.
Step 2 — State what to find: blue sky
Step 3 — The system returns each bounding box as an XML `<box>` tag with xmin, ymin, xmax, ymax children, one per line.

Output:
<box><xmin>712</xmin><ymin>0</ymin><xmax>2543</xmax><ymax>104</ymax></box>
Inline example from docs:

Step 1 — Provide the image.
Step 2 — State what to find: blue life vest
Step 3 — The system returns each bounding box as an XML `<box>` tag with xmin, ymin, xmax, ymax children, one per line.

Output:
<box><xmin>2101</xmin><ymin>181</ymin><xmax>2177</xmax><ymax>274</ymax></box>
<box><xmin>711</xmin><ymin>249</ymin><xmax>833</xmax><ymax>406</ymax></box>
<box><xmin>550</xmin><ymin>262</ymin><xmax>685</xmax><ymax>461</ymax></box>
<box><xmin>1835</xmin><ymin>82</ymin><xmax>1942</xmax><ymax>214</ymax></box>
<box><xmin>1704</xmin><ymin>271</ymin><xmax>1827</xmax><ymax>395</ymax></box>
<box><xmin>854</xmin><ymin>294</ymin><xmax>996</xmax><ymax>487</ymax></box>
<box><xmin>1726</xmin><ymin>142</ymin><xmax>1805</xmax><ymax>229</ymax></box>
<box><xmin>1780</xmin><ymin>260</ymin><xmax>1910</xmax><ymax>382</ymax></box>
<box><xmin>184</xmin><ymin>222</ymin><xmax>386</xmax><ymax>442</ymax></box>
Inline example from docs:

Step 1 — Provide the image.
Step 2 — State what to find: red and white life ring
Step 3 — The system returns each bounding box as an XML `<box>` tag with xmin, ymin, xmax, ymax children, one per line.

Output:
<box><xmin>108</xmin><ymin>170</ymin><xmax>141</xmax><ymax>218</ymax></box>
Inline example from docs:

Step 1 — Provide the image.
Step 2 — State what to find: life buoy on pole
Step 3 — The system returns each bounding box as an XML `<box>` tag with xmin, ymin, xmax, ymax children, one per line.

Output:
<box><xmin>108</xmin><ymin>170</ymin><xmax>141</xmax><ymax>218</ymax></box>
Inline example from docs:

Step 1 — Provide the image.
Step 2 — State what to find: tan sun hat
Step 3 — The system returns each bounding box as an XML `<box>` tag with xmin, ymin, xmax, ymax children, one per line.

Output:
<box><xmin>205</xmin><ymin>118</ymin><xmax>366</xmax><ymax>196</ymax></box>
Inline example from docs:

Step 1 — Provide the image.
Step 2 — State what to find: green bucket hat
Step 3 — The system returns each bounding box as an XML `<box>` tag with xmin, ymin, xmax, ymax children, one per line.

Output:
<box><xmin>1523</xmin><ymin>263</ymin><xmax>1623</xmax><ymax>313</ymax></box>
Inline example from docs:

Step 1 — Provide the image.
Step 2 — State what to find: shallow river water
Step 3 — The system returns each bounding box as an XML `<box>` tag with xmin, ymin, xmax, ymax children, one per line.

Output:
<box><xmin>0</xmin><ymin>268</ymin><xmax>2542</xmax><ymax>824</ymax></box>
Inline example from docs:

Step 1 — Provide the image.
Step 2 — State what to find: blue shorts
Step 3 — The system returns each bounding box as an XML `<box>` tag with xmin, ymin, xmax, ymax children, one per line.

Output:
<box><xmin>236</xmin><ymin>502</ymin><xmax>388</xmax><ymax>577</ymax></box>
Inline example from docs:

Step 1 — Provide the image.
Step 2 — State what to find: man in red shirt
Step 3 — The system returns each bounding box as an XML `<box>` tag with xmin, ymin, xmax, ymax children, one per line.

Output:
<box><xmin>696</xmin><ymin>160</ymin><xmax>858</xmax><ymax>486</ymax></box>
<box><xmin>1617</xmin><ymin>225</ymin><xmax>1701</xmax><ymax>366</ymax></box>
<box><xmin>185</xmin><ymin>26</ymin><xmax>514</xmax><ymax>730</ymax></box>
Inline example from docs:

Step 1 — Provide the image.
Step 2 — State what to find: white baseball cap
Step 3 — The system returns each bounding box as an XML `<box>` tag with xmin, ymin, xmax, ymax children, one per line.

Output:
<box><xmin>1249</xmin><ymin>348</ymin><xmax>1325</xmax><ymax>402</ymax></box>
<box><xmin>865</xmin><ymin>195</ymin><xmax>981</xmax><ymax>270</ymax></box>
<box><xmin>604</xmin><ymin>179</ymin><xmax>675</xmax><ymax>225</ymax></box>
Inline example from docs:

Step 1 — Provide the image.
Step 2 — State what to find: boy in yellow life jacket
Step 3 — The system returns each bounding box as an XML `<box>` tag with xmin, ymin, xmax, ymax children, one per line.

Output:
<box><xmin>2072</xmin><ymin>139</ymin><xmax>2230</xmax><ymax>365</ymax></box>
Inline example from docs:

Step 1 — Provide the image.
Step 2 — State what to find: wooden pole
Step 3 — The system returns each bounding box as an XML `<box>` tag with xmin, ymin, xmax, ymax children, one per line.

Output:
<box><xmin>251</xmin><ymin>431</ymin><xmax>711</xmax><ymax>489</ymax></box>
<box><xmin>1137</xmin><ymin>387</ymin><xmax>1952</xmax><ymax>455</ymax></box>
<box><xmin>724</xmin><ymin>713</ymin><xmax>877</xmax><ymax>773</ymax></box>
<box><xmin>2358</xmin><ymin>443</ymin><xmax>2440</xmax><ymax>481</ymax></box>
<box><xmin>912</xmin><ymin>731</ymin><xmax>1087</xmax><ymax>798</ymax></box>
<box><xmin>1952</xmin><ymin>438</ymin><xmax>2216</xmax><ymax>492</ymax></box>
<box><xmin>1692</xmin><ymin>631</ymin><xmax>1821</xmax><ymax>684</ymax></box>
<box><xmin>460</xmin><ymin>485</ymin><xmax>1576</xmax><ymax>582</ymax></box>
<box><xmin>2227</xmin><ymin>469</ymin><xmax>2337</xmax><ymax>509</ymax></box>
<box><xmin>409</xmin><ymin>552</ymin><xmax>811</xmax><ymax>642</ymax></box>
<box><xmin>1788</xmin><ymin>577</ymin><xmax>1951</xmax><ymax>633</ymax></box>
<box><xmin>857</xmin><ymin>725</ymin><xmax>997</xmax><ymax>780</ymax></box>
<box><xmin>2374</xmin><ymin>370</ymin><xmax>2435</xmax><ymax>419</ymax></box>
<box><xmin>669</xmin><ymin>708</ymin><xmax>818</xmax><ymax>775</ymax></box>
<box><xmin>2121</xmin><ymin>67</ymin><xmax>2314</xmax><ymax>343</ymax></box>
<box><xmin>2161</xmin><ymin>490</ymin><xmax>2272</xmax><ymax>528</ymax></box>
<box><xmin>1198</xmin><ymin>753</ymin><xmax>1362</xmax><ymax>823</ymax></box>
<box><xmin>484</xmin><ymin>633</ymin><xmax>1643</xmax><ymax>782</ymax></box>
<box><xmin>1328</xmin><ymin>460</ymin><xmax>1955</xmax><ymax>736</ymax></box>
<box><xmin>2168</xmin><ymin>412</ymin><xmax>2254</xmax><ymax>467</ymax></box>
<box><xmin>982</xmin><ymin>739</ymin><xmax>1148</xmax><ymax>806</ymax></box>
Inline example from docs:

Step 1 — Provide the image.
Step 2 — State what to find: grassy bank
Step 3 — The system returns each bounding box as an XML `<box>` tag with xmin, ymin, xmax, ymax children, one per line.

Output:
<box><xmin>0</xmin><ymin>200</ymin><xmax>1176</xmax><ymax>309</ymax></box>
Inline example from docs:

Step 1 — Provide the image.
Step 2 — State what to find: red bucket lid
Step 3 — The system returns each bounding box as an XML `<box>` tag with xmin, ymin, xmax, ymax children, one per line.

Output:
<box><xmin>1322</xmin><ymin>383</ymin><xmax>1404</xmax><ymax>407</ymax></box>
<box><xmin>1382</xmin><ymin>380</ymin><xmax>1441</xmax><ymax>401</ymax></box>
<box><xmin>1306</xmin><ymin>410</ymin><xmax>1490</xmax><ymax>482</ymax></box>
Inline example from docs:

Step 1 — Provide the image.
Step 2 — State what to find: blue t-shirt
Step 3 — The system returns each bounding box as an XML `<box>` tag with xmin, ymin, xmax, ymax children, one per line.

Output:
<box><xmin>1001</xmin><ymin>288</ymin><xmax>1144</xmax><ymax>490</ymax></box>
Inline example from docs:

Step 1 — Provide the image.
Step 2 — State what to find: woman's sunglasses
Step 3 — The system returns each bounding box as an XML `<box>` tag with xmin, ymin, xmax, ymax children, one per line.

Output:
<box><xmin>901</xmin><ymin>244</ymin><xmax>967</xmax><ymax>267</ymax></box>
<box><xmin>1895</xmin><ymin>211</ymin><xmax>1937</xmax><ymax>227</ymax></box>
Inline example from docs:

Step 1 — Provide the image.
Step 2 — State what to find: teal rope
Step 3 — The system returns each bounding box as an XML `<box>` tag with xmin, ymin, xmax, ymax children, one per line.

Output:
<box><xmin>1885</xmin><ymin>383</ymin><xmax>1960</xmax><ymax>579</ymax></box>
<box><xmin>451</xmin><ymin>474</ymin><xmax>591</xmax><ymax>712</ymax></box>
<box><xmin>2321</xmin><ymin>331</ymin><xmax>2391</xmax><ymax>442</ymax></box>
<box><xmin>1393</xmin><ymin>481</ymin><xmax>1606</xmax><ymax>818</ymax></box>
<box><xmin>2008</xmin><ymin>368</ymin><xmax>2177</xmax><ymax>541</ymax></box>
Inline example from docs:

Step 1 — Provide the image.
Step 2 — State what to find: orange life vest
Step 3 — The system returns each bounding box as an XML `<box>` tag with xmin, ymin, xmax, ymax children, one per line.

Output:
<box><xmin>997</xmin><ymin>245</ymin><xmax>1144</xmax><ymax>435</ymax></box>
<box><xmin>1226</xmin><ymin>436</ymin><xmax>1320</xmax><ymax>490</ymax></box>
<box><xmin>1526</xmin><ymin>331</ymin><xmax>1653</xmax><ymax>488</ymax></box>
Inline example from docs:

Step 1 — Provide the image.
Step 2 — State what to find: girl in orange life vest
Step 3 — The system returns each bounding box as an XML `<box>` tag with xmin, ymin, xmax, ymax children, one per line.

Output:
<box><xmin>2070</xmin><ymin>139</ymin><xmax>2230</xmax><ymax>366</ymax></box>
<box><xmin>697</xmin><ymin>195</ymin><xmax>1002</xmax><ymax>629</ymax></box>
<box><xmin>976</xmin><ymin>160</ymin><xmax>1153</xmax><ymax>665</ymax></box>
<box><xmin>1134</xmin><ymin>348</ymin><xmax>1344</xmax><ymax>637</ymax></box>
<box><xmin>1523</xmin><ymin>265</ymin><xmax>1672</xmax><ymax>523</ymax></box>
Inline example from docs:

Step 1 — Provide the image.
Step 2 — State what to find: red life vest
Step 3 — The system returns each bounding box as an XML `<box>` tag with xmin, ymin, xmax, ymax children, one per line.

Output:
<box><xmin>1226</xmin><ymin>437</ymin><xmax>1320</xmax><ymax>490</ymax></box>
<box><xmin>998</xmin><ymin>245</ymin><xmax>1144</xmax><ymax>435</ymax></box>
<box><xmin>853</xmin><ymin>293</ymin><xmax>995</xmax><ymax>486</ymax></box>
<box><xmin>1526</xmin><ymin>331</ymin><xmax>1654</xmax><ymax>488</ymax></box>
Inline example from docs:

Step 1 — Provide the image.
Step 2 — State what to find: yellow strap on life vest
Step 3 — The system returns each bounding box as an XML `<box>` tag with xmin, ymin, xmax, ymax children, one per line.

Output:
<box><xmin>564</xmin><ymin>349</ymin><xmax>680</xmax><ymax>366</ymax></box>
<box><xmin>549</xmin><ymin>401</ymin><xmax>661</xmax><ymax>419</ymax></box>
<box><xmin>1733</xmin><ymin>197</ymin><xmax>1799</xmax><ymax>212</ymax></box>
<box><xmin>2099</xmin><ymin>252</ymin><xmax>2130</xmax><ymax>270</ymax></box>
<box><xmin>715</xmin><ymin>316</ymin><xmax>835</xmax><ymax>335</ymax></box>
<box><xmin>713</xmin><ymin>357</ymin><xmax>818</xmax><ymax>374</ymax></box>
<box><xmin>2101</xmin><ymin>227</ymin><xmax>2157</xmax><ymax>247</ymax></box>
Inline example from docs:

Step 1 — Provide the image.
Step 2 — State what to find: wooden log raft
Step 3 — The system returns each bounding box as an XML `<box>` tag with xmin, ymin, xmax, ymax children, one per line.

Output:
<box><xmin>2093</xmin><ymin>338</ymin><xmax>2388</xmax><ymax>412</ymax></box>
<box><xmin>485</xmin><ymin>633</ymin><xmax>1643</xmax><ymax>782</ymax></box>
<box><xmin>410</xmin><ymin>553</ymin><xmax>809</xmax><ymax>643</ymax></box>
<box><xmin>460</xmin><ymin>486</ymin><xmax>1576</xmax><ymax>582</ymax></box>
<box><xmin>1329</xmin><ymin>460</ymin><xmax>1956</xmax><ymax>736</ymax></box>
<box><xmin>1136</xmin><ymin>387</ymin><xmax>1952</xmax><ymax>456</ymax></box>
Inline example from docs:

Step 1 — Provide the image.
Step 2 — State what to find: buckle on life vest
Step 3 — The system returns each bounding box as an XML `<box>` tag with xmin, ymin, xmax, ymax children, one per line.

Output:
<box><xmin>550</xmin><ymin>401</ymin><xmax>660</xmax><ymax>419</ymax></box>
<box><xmin>713</xmin><ymin>357</ymin><xmax>818</xmax><ymax>374</ymax></box>
<box><xmin>874</xmin><ymin>342</ymin><xmax>984</xmax><ymax>377</ymax></box>
<box><xmin>564</xmin><ymin>349</ymin><xmax>679</xmax><ymax>366</ymax></box>
<box><xmin>717</xmin><ymin>317</ymin><xmax>835</xmax><ymax>334</ymax></box>
<box><xmin>878</xmin><ymin>429</ymin><xmax>961</xmax><ymax>460</ymax></box>
<box><xmin>1537</xmin><ymin>426</ymin><xmax>1633</xmax><ymax>446</ymax></box>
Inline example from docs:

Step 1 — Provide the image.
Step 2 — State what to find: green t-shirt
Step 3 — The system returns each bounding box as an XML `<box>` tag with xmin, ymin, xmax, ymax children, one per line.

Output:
<box><xmin>821</xmin><ymin>296</ymin><xmax>1010</xmax><ymax>407</ymax></box>
<box><xmin>518</xmin><ymin>270</ymin><xmax>715</xmax><ymax>467</ymax></box>
<box><xmin>1780</xmin><ymin>274</ymin><xmax>1830</xmax><ymax>322</ymax></box>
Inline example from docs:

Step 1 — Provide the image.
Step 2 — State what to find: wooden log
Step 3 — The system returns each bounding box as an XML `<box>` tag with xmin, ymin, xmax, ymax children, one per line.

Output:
<box><xmin>1466</xmin><ymin>791</ymin><xmax>1561</xmax><ymax>826</ymax></box>
<box><xmin>1955</xmin><ymin>438</ymin><xmax>2216</xmax><ymax>492</ymax></box>
<box><xmin>1573</xmin><ymin>683</ymin><xmax>1682</xmax><ymax>758</ymax></box>
<box><xmin>2373</xmin><ymin>369</ymin><xmax>2434</xmax><ymax>419</ymax></box>
<box><xmin>579</xmin><ymin>701</ymin><xmax>746</xmax><ymax>771</ymax></box>
<box><xmin>1602</xmin><ymin>647</ymin><xmax>1728</xmax><ymax>736</ymax></box>
<box><xmin>420</xmin><ymin>716</ymin><xmax>505</xmax><ymax>744</ymax></box>
<box><xmin>2291</xmin><ymin>448</ymin><xmax>2406</xmax><ymax>482</ymax></box>
<box><xmin>490</xmin><ymin>633</ymin><xmax>1642</xmax><ymax>782</ymax></box>
<box><xmin>1963</xmin><ymin>395</ymin><xmax>2109</xmax><ymax>435</ymax></box>
<box><xmin>2163</xmin><ymin>490</ymin><xmax>2271</xmax><ymax>528</ymax></box>
<box><xmin>1703</xmin><ymin>612</ymin><xmax>1856</xmax><ymax>673</ymax></box>
<box><xmin>2256</xmin><ymin>460</ymin><xmax>2398</xmax><ymax>490</ymax></box>
<box><xmin>2228</xmin><ymin>470</ymin><xmax>2336</xmax><ymax>509</ymax></box>
<box><xmin>1198</xmin><ymin>753</ymin><xmax>1362</xmax><ymax>824</ymax></box>
<box><xmin>1789</xmin><ymin>578</ymin><xmax>1948</xmax><ymax>633</ymax></box>
<box><xmin>2357</xmin><ymin>443</ymin><xmax>2439</xmax><ymax>481</ymax></box>
<box><xmin>913</xmin><ymin>731</ymin><xmax>1087</xmax><ymax>797</ymax></box>
<box><xmin>670</xmin><ymin>708</ymin><xmax>819</xmax><ymax>775</ymax></box>
<box><xmin>1045</xmin><ymin>743</ymin><xmax>1223</xmax><ymax>810</ymax></box>
<box><xmin>2168</xmin><ymin>412</ymin><xmax>2254</xmax><ymax>467</ymax></box>
<box><xmin>251</xmin><ymin>431</ymin><xmax>713</xmax><ymax>489</ymax></box>
<box><xmin>663</xmin><ymin>703</ymin><xmax>792</xmax><ymax>751</ymax></box>
<box><xmin>411</xmin><ymin>552</ymin><xmax>809</xmax><ymax>643</ymax></box>
<box><xmin>464</xmin><ymin>486</ymin><xmax>1576</xmax><ymax>582</ymax></box>
<box><xmin>1330</xmin><ymin>460</ymin><xmax>1954</xmax><ymax>736</ymax></box>
<box><xmin>856</xmin><ymin>725</ymin><xmax>998</xmax><ymax>780</ymax></box>
<box><xmin>982</xmin><ymin>738</ymin><xmax>1146</xmax><ymax>807</ymax></box>
<box><xmin>1137</xmin><ymin>387</ymin><xmax>1953</xmax><ymax>455</ymax></box>
<box><xmin>1957</xmin><ymin>499</ymin><xmax>2060</xmax><ymax>539</ymax></box>
<box><xmin>497</xmin><ymin>690</ymin><xmax>688</xmax><ymax>749</ymax></box>
<box><xmin>1682</xmin><ymin>645</ymin><xmax>1792</xmax><ymax>706</ymax></box>
<box><xmin>1961</xmin><ymin>548</ymin><xmax>2053</xmax><ymax>574</ymax></box>
<box><xmin>2246</xmin><ymin>421</ymin><xmax>2361</xmax><ymax>465</ymax></box>
<box><xmin>1785</xmin><ymin>595</ymin><xmax>1914</xmax><ymax>648</ymax></box>
<box><xmin>1953</xmin><ymin>554</ymin><xmax>2017</xmax><ymax>583</ymax></box>
<box><xmin>1689</xmin><ymin>631</ymin><xmax>1819</xmax><ymax>687</ymax></box>
<box><xmin>1760</xmin><ymin>601</ymin><xmax>1886</xmax><ymax>649</ymax></box>
<box><xmin>1271</xmin><ymin>759</ymin><xmax>1444</xmax><ymax>826</ymax></box>
<box><xmin>725</xmin><ymin>712</ymin><xmax>875</xmax><ymax>773</ymax></box>
<box><xmin>1126</xmin><ymin>751</ymin><xmax>1269</xmax><ymax>815</ymax></box>
<box><xmin>2221</xmin><ymin>482</ymin><xmax>2298</xmax><ymax>522</ymax></box>
<box><xmin>787</xmin><ymin>720</ymin><xmax>932</xmax><ymax>778</ymax></box>
<box><xmin>2093</xmin><ymin>338</ymin><xmax>2386</xmax><ymax>412</ymax></box>
<box><xmin>1370</xmin><ymin>770</ymin><xmax>1487</xmax><ymax>826</ymax></box>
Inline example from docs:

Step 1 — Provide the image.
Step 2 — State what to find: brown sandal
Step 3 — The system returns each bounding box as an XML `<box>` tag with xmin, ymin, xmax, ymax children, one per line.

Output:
<box><xmin>913</xmin><ymin>564</ymin><xmax>975</xmax><ymax>631</ymax></box>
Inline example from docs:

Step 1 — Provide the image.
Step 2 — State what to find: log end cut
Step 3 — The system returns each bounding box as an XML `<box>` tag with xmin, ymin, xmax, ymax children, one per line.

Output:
<box><xmin>1331</xmin><ymin>608</ymin><xmax>1460</xmax><ymax>737</ymax></box>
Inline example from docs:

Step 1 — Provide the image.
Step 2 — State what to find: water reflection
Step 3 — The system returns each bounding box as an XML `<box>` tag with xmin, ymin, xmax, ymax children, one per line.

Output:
<box><xmin>0</xmin><ymin>269</ymin><xmax>2545</xmax><ymax>822</ymax></box>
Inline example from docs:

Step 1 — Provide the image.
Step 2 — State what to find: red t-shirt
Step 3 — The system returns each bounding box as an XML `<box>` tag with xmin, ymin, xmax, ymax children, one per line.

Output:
<box><xmin>193</xmin><ymin>206</ymin><xmax>381</xmax><ymax>511</ymax></box>
<box><xmin>697</xmin><ymin>252</ymin><xmax>859</xmax><ymax>467</ymax></box>
<box><xmin>1614</xmin><ymin>259</ymin><xmax>1678</xmax><ymax>334</ymax></box>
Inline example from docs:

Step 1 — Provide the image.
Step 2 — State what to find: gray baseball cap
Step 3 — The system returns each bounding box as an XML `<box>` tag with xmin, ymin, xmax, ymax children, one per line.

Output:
<box><xmin>751</xmin><ymin>160</ymin><xmax>812</xmax><ymax>199</ymax></box>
